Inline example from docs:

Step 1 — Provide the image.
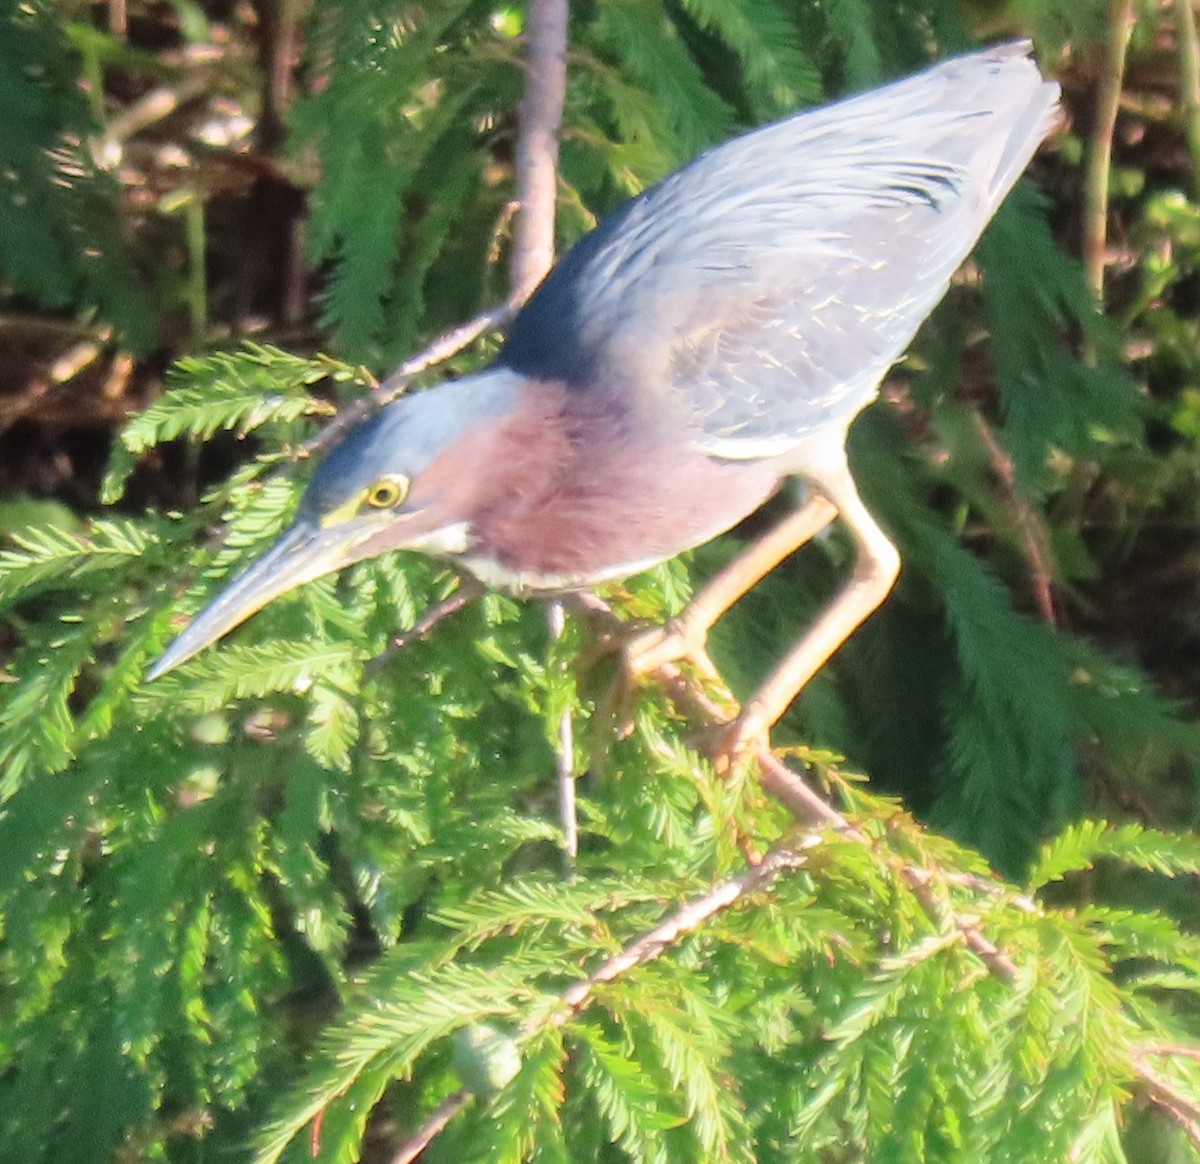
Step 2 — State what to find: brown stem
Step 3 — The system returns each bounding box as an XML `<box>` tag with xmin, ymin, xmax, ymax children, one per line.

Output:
<box><xmin>303</xmin><ymin>305</ymin><xmax>513</xmax><ymax>456</ymax></box>
<box><xmin>757</xmin><ymin>751</ymin><xmax>1020</xmax><ymax>980</ymax></box>
<box><xmin>548</xmin><ymin>598</ymin><xmax>579</xmax><ymax>872</ymax></box>
<box><xmin>365</xmin><ymin>578</ymin><xmax>483</xmax><ymax>679</ymax></box>
<box><xmin>509</xmin><ymin>0</ymin><xmax>569</xmax><ymax>305</ymax></box>
<box><xmin>548</xmin><ymin>840</ymin><xmax>812</xmax><ymax>1024</ymax></box>
<box><xmin>508</xmin><ymin>0</ymin><xmax>575</xmax><ymax>874</ymax></box>
<box><xmin>101</xmin><ymin>77</ymin><xmax>213</xmax><ymax>151</ymax></box>
<box><xmin>1134</xmin><ymin>1061</ymin><xmax>1200</xmax><ymax>1152</ymax></box>
<box><xmin>971</xmin><ymin>410</ymin><xmax>1057</xmax><ymax>625</ymax></box>
<box><xmin>1083</xmin><ymin>0</ymin><xmax>1136</xmax><ymax>301</ymax></box>
<box><xmin>381</xmin><ymin>837</ymin><xmax>811</xmax><ymax>1159</ymax></box>
<box><xmin>1137</xmin><ymin>1044</ymin><xmax>1200</xmax><ymax>1061</ymax></box>
<box><xmin>1176</xmin><ymin>0</ymin><xmax>1200</xmax><ymax>197</ymax></box>
<box><xmin>387</xmin><ymin>1091</ymin><xmax>472</xmax><ymax>1164</ymax></box>
<box><xmin>306</xmin><ymin>2</ymin><xmax>565</xmax><ymax>465</ymax></box>
<box><xmin>259</xmin><ymin>0</ymin><xmax>301</xmax><ymax>150</ymax></box>
<box><xmin>578</xmin><ymin>593</ymin><xmax>1022</xmax><ymax>981</ymax></box>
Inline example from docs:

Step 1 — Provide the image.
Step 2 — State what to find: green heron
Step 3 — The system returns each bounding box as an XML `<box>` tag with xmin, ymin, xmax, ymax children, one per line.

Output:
<box><xmin>150</xmin><ymin>42</ymin><xmax>1059</xmax><ymax>751</ymax></box>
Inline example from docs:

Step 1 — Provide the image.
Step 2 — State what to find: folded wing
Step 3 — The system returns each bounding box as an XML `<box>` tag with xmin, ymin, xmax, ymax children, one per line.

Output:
<box><xmin>499</xmin><ymin>41</ymin><xmax>1060</xmax><ymax>457</ymax></box>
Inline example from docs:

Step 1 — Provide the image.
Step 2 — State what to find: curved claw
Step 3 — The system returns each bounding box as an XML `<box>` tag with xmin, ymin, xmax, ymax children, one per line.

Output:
<box><xmin>585</xmin><ymin>612</ymin><xmax>740</xmax><ymax>749</ymax></box>
<box><xmin>711</xmin><ymin>706</ymin><xmax>771</xmax><ymax>773</ymax></box>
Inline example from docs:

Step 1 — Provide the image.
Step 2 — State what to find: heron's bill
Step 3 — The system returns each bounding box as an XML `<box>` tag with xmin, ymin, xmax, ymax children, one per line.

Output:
<box><xmin>147</xmin><ymin>520</ymin><xmax>359</xmax><ymax>680</ymax></box>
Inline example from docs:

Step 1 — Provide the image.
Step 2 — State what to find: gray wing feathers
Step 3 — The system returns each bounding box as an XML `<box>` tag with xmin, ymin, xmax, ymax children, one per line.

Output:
<box><xmin>581</xmin><ymin>42</ymin><xmax>1060</xmax><ymax>456</ymax></box>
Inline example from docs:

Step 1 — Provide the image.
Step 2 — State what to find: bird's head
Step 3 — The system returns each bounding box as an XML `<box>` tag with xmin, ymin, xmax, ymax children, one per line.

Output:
<box><xmin>148</xmin><ymin>369</ymin><xmax>523</xmax><ymax>679</ymax></box>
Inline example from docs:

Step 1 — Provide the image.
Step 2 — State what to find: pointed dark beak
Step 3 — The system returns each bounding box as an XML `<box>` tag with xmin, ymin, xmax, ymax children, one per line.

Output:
<box><xmin>147</xmin><ymin>520</ymin><xmax>365</xmax><ymax>680</ymax></box>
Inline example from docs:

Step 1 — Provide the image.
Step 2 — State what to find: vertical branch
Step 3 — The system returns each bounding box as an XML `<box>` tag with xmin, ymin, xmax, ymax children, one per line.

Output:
<box><xmin>1176</xmin><ymin>0</ymin><xmax>1200</xmax><ymax>195</ymax></box>
<box><xmin>509</xmin><ymin>0</ymin><xmax>569</xmax><ymax>305</ymax></box>
<box><xmin>1083</xmin><ymin>0</ymin><xmax>1136</xmax><ymax>301</ymax></box>
<box><xmin>509</xmin><ymin>0</ymin><xmax>575</xmax><ymax>867</ymax></box>
<box><xmin>547</xmin><ymin>599</ymin><xmax>579</xmax><ymax>868</ymax></box>
<box><xmin>255</xmin><ymin>0</ymin><xmax>307</xmax><ymax>322</ymax></box>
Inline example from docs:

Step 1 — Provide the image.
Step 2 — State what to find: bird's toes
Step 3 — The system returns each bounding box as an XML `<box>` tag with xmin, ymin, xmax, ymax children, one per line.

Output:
<box><xmin>709</xmin><ymin>707</ymin><xmax>772</xmax><ymax>774</ymax></box>
<box><xmin>623</xmin><ymin>618</ymin><xmax>719</xmax><ymax>683</ymax></box>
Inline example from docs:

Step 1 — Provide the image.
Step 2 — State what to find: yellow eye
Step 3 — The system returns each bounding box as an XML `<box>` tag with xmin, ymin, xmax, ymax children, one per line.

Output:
<box><xmin>365</xmin><ymin>475</ymin><xmax>409</xmax><ymax>509</ymax></box>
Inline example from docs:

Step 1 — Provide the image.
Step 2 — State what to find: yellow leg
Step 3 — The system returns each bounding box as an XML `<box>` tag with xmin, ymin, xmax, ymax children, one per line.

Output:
<box><xmin>626</xmin><ymin>492</ymin><xmax>839</xmax><ymax>681</ymax></box>
<box><xmin>728</xmin><ymin>452</ymin><xmax>900</xmax><ymax>756</ymax></box>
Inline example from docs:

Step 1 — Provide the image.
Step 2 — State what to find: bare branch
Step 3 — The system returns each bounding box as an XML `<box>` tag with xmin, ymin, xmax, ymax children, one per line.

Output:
<box><xmin>1134</xmin><ymin>1061</ymin><xmax>1200</xmax><ymax>1153</ymax></box>
<box><xmin>380</xmin><ymin>838</ymin><xmax>812</xmax><ymax>1160</ymax></box>
<box><xmin>548</xmin><ymin>839</ymin><xmax>815</xmax><ymax>1025</ymax></box>
<box><xmin>302</xmin><ymin>305</ymin><xmax>513</xmax><ymax>456</ymax></box>
<box><xmin>1083</xmin><ymin>0</ymin><xmax>1136</xmax><ymax>300</ymax></box>
<box><xmin>507</xmin><ymin>0</ymin><xmax>574</xmax><ymax>871</ymax></box>
<box><xmin>509</xmin><ymin>0</ymin><xmax>569</xmax><ymax>304</ymax></box>
<box><xmin>366</xmin><ymin>578</ymin><xmax>484</xmax><ymax>678</ymax></box>
<box><xmin>388</xmin><ymin>1091</ymin><xmax>472</xmax><ymax>1164</ymax></box>
<box><xmin>972</xmin><ymin>410</ymin><xmax>1057</xmax><ymax>625</ymax></box>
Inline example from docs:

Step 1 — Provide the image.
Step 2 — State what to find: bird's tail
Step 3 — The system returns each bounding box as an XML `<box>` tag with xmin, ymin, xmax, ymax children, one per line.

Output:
<box><xmin>939</xmin><ymin>40</ymin><xmax>1062</xmax><ymax>214</ymax></box>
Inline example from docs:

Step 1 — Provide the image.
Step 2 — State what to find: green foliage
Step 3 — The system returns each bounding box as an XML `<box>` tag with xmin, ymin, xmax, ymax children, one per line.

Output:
<box><xmin>0</xmin><ymin>0</ymin><xmax>152</xmax><ymax>343</ymax></box>
<box><xmin>0</xmin><ymin>518</ymin><xmax>155</xmax><ymax>604</ymax></box>
<box><xmin>1028</xmin><ymin>819</ymin><xmax>1200</xmax><ymax>889</ymax></box>
<box><xmin>100</xmin><ymin>344</ymin><xmax>352</xmax><ymax>503</ymax></box>
<box><xmin>4</xmin><ymin>1</ymin><xmax>1200</xmax><ymax>1163</ymax></box>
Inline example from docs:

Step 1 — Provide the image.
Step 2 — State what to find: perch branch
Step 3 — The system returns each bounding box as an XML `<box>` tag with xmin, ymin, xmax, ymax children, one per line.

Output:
<box><xmin>579</xmin><ymin>596</ymin><xmax>1024</xmax><ymax>982</ymax></box>
<box><xmin>548</xmin><ymin>839</ymin><xmax>815</xmax><ymax>1023</ymax></box>
<box><xmin>389</xmin><ymin>834</ymin><xmax>814</xmax><ymax>1161</ymax></box>
<box><xmin>1134</xmin><ymin>1060</ymin><xmax>1200</xmax><ymax>1153</ymax></box>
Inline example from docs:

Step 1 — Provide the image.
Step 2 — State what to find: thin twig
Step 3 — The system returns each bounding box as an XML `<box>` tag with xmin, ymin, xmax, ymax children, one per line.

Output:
<box><xmin>754</xmin><ymin>748</ymin><xmax>850</xmax><ymax>827</ymax></box>
<box><xmin>98</xmin><ymin>76</ymin><xmax>212</xmax><ymax>161</ymax></box>
<box><xmin>382</xmin><ymin>838</ymin><xmax>813</xmax><ymax>1161</ymax></box>
<box><xmin>547</xmin><ymin>599</ymin><xmax>579</xmax><ymax>871</ymax></box>
<box><xmin>262</xmin><ymin>0</ymin><xmax>301</xmax><ymax>148</ymax></box>
<box><xmin>1134</xmin><ymin>1061</ymin><xmax>1200</xmax><ymax>1153</ymax></box>
<box><xmin>971</xmin><ymin>411</ymin><xmax>1057</xmax><ymax>625</ymax></box>
<box><xmin>1137</xmin><ymin>1044</ymin><xmax>1200</xmax><ymax>1061</ymax></box>
<box><xmin>371</xmin><ymin>305</ymin><xmax>514</xmax><ymax>407</ymax></box>
<box><xmin>574</xmin><ymin>593</ymin><xmax>1024</xmax><ymax>983</ymax></box>
<box><xmin>899</xmin><ymin>864</ymin><xmax>1019</xmax><ymax>981</ymax></box>
<box><xmin>1083</xmin><ymin>0</ymin><xmax>1136</xmax><ymax>301</ymax></box>
<box><xmin>0</xmin><ymin>314</ymin><xmax>110</xmax><ymax>340</ymax></box>
<box><xmin>757</xmin><ymin>752</ymin><xmax>1021</xmax><ymax>980</ymax></box>
<box><xmin>549</xmin><ymin>839</ymin><xmax>815</xmax><ymax>1024</ymax></box>
<box><xmin>366</xmin><ymin>578</ymin><xmax>482</xmax><ymax>678</ymax></box>
<box><xmin>388</xmin><ymin>1091</ymin><xmax>472</xmax><ymax>1164</ymax></box>
<box><xmin>302</xmin><ymin>305</ymin><xmax>513</xmax><ymax>456</ymax></box>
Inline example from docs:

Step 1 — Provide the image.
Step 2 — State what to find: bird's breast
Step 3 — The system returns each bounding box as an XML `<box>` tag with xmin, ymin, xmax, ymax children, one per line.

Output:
<box><xmin>442</xmin><ymin>380</ymin><xmax>784</xmax><ymax>593</ymax></box>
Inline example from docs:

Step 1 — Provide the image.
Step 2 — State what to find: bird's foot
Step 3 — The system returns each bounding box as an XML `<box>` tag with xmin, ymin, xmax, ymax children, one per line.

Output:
<box><xmin>624</xmin><ymin>618</ymin><xmax>741</xmax><ymax>731</ymax></box>
<box><xmin>622</xmin><ymin>617</ymin><xmax>722</xmax><ymax>686</ymax></box>
<box><xmin>706</xmin><ymin>706</ymin><xmax>771</xmax><ymax>774</ymax></box>
<box><xmin>583</xmin><ymin>615</ymin><xmax>737</xmax><ymax>746</ymax></box>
